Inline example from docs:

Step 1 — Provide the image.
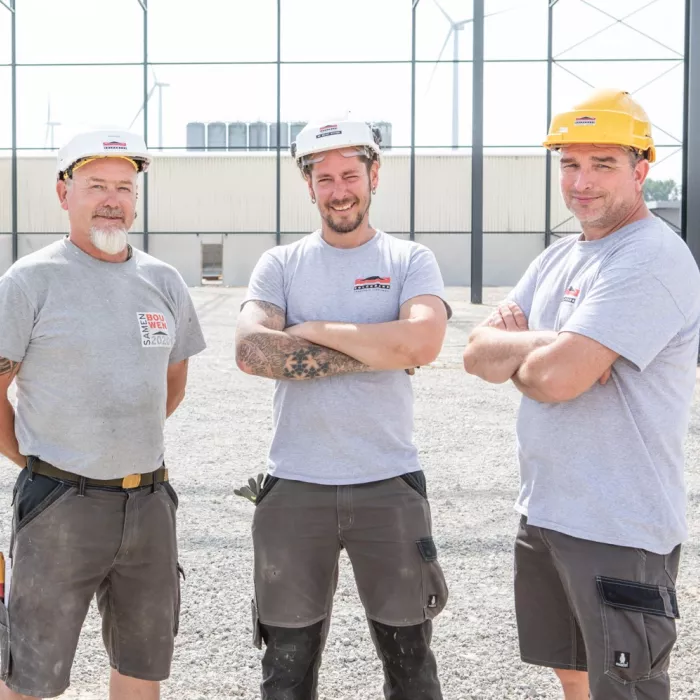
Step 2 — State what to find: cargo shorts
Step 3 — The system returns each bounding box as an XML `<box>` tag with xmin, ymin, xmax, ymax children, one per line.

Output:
<box><xmin>0</xmin><ymin>468</ymin><xmax>182</xmax><ymax>698</ymax></box>
<box><xmin>251</xmin><ymin>471</ymin><xmax>449</xmax><ymax>641</ymax></box>
<box><xmin>515</xmin><ymin>516</ymin><xmax>681</xmax><ymax>700</ymax></box>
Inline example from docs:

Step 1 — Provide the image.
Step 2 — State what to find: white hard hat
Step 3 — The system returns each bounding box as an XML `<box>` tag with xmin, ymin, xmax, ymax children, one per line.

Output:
<box><xmin>57</xmin><ymin>130</ymin><xmax>151</xmax><ymax>181</ymax></box>
<box><xmin>291</xmin><ymin>119</ymin><xmax>382</xmax><ymax>169</ymax></box>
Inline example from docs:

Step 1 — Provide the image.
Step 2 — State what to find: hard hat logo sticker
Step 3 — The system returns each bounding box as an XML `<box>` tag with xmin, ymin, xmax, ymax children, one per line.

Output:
<box><xmin>316</xmin><ymin>130</ymin><xmax>343</xmax><ymax>139</ymax></box>
<box><xmin>574</xmin><ymin>116</ymin><xmax>596</xmax><ymax>126</ymax></box>
<box><xmin>103</xmin><ymin>141</ymin><xmax>128</xmax><ymax>150</ymax></box>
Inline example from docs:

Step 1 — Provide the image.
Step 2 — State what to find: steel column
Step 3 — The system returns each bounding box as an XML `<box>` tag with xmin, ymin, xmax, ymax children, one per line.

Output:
<box><xmin>471</xmin><ymin>0</ymin><xmax>484</xmax><ymax>303</ymax></box>
<box><xmin>276</xmin><ymin>0</ymin><xmax>281</xmax><ymax>246</ymax></box>
<box><xmin>141</xmin><ymin>0</ymin><xmax>149</xmax><ymax>253</ymax></box>
<box><xmin>10</xmin><ymin>0</ymin><xmax>17</xmax><ymax>262</ymax></box>
<box><xmin>545</xmin><ymin>0</ymin><xmax>555</xmax><ymax>249</ymax></box>
<box><xmin>410</xmin><ymin>0</ymin><xmax>420</xmax><ymax>242</ymax></box>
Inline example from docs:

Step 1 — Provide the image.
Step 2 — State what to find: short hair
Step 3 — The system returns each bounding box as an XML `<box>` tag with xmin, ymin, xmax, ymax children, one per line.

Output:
<box><xmin>627</xmin><ymin>148</ymin><xmax>645</xmax><ymax>168</ymax></box>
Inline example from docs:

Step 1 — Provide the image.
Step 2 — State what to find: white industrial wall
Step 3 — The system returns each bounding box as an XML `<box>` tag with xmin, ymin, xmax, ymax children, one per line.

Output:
<box><xmin>0</xmin><ymin>153</ymin><xmax>579</xmax><ymax>286</ymax></box>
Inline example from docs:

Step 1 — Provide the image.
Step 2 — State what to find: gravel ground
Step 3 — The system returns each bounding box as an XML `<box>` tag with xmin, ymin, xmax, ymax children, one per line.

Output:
<box><xmin>0</xmin><ymin>285</ymin><xmax>698</xmax><ymax>700</ymax></box>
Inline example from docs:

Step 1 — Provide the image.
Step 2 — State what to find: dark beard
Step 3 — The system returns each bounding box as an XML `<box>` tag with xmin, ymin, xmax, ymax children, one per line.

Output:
<box><xmin>322</xmin><ymin>194</ymin><xmax>371</xmax><ymax>234</ymax></box>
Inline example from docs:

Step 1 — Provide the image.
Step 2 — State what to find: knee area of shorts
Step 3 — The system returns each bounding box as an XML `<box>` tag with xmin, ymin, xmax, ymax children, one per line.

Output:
<box><xmin>261</xmin><ymin>621</ymin><xmax>324</xmax><ymax>658</ymax></box>
<box><xmin>370</xmin><ymin>620</ymin><xmax>432</xmax><ymax>658</ymax></box>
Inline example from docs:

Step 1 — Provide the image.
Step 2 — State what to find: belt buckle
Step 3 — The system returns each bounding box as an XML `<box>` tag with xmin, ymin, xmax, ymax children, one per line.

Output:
<box><xmin>122</xmin><ymin>474</ymin><xmax>141</xmax><ymax>489</ymax></box>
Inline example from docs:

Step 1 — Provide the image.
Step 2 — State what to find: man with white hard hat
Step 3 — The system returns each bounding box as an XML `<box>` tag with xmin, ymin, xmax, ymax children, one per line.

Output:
<box><xmin>464</xmin><ymin>89</ymin><xmax>700</xmax><ymax>699</ymax></box>
<box><xmin>236</xmin><ymin>118</ymin><xmax>451</xmax><ymax>699</ymax></box>
<box><xmin>0</xmin><ymin>130</ymin><xmax>206</xmax><ymax>699</ymax></box>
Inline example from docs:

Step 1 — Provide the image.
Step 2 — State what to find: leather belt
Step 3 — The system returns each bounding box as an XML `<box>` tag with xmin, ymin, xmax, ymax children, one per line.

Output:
<box><xmin>28</xmin><ymin>458</ymin><xmax>168</xmax><ymax>490</ymax></box>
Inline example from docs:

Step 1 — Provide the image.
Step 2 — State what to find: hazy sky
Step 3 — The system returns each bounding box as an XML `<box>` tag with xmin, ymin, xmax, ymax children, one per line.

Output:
<box><xmin>0</xmin><ymin>0</ymin><xmax>686</xmax><ymax>180</ymax></box>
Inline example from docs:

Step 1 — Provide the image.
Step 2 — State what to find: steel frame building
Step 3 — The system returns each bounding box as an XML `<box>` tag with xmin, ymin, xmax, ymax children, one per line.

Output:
<box><xmin>0</xmin><ymin>0</ymin><xmax>693</xmax><ymax>300</ymax></box>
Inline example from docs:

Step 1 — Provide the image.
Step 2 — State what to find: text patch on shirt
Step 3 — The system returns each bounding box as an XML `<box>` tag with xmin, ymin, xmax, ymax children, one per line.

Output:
<box><xmin>354</xmin><ymin>275</ymin><xmax>391</xmax><ymax>291</ymax></box>
<box><xmin>562</xmin><ymin>286</ymin><xmax>580</xmax><ymax>304</ymax></box>
<box><xmin>137</xmin><ymin>311</ymin><xmax>173</xmax><ymax>347</ymax></box>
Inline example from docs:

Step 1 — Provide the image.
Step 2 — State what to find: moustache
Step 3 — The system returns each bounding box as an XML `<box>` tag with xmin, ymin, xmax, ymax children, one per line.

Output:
<box><xmin>93</xmin><ymin>207</ymin><xmax>125</xmax><ymax>219</ymax></box>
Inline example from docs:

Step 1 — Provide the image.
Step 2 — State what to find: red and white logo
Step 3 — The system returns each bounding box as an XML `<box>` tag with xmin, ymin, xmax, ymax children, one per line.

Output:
<box><xmin>354</xmin><ymin>275</ymin><xmax>391</xmax><ymax>291</ymax></box>
<box><xmin>137</xmin><ymin>311</ymin><xmax>173</xmax><ymax>347</ymax></box>
<box><xmin>103</xmin><ymin>140</ymin><xmax>128</xmax><ymax>150</ymax></box>
<box><xmin>562</xmin><ymin>286</ymin><xmax>580</xmax><ymax>304</ymax></box>
<box><xmin>574</xmin><ymin>116</ymin><xmax>596</xmax><ymax>126</ymax></box>
<box><xmin>316</xmin><ymin>124</ymin><xmax>343</xmax><ymax>139</ymax></box>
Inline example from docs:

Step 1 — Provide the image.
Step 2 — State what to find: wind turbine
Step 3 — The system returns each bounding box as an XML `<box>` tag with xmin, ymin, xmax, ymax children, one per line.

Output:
<box><xmin>44</xmin><ymin>97</ymin><xmax>61</xmax><ymax>150</ymax></box>
<box><xmin>428</xmin><ymin>1</ymin><xmax>511</xmax><ymax>149</ymax></box>
<box><xmin>129</xmin><ymin>68</ymin><xmax>170</xmax><ymax>150</ymax></box>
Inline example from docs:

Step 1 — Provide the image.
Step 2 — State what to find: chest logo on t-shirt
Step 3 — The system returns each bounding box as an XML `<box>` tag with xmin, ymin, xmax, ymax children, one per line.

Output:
<box><xmin>354</xmin><ymin>275</ymin><xmax>391</xmax><ymax>291</ymax></box>
<box><xmin>562</xmin><ymin>286</ymin><xmax>580</xmax><ymax>304</ymax></box>
<box><xmin>137</xmin><ymin>312</ymin><xmax>173</xmax><ymax>347</ymax></box>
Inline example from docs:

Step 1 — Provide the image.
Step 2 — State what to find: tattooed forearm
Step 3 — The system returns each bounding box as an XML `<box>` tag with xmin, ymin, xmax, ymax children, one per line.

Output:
<box><xmin>237</xmin><ymin>333</ymin><xmax>370</xmax><ymax>380</ymax></box>
<box><xmin>236</xmin><ymin>299</ymin><xmax>371</xmax><ymax>380</ymax></box>
<box><xmin>0</xmin><ymin>357</ymin><xmax>19</xmax><ymax>378</ymax></box>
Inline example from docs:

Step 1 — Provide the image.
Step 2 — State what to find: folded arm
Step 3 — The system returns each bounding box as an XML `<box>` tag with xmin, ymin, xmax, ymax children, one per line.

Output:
<box><xmin>0</xmin><ymin>357</ymin><xmax>24</xmax><ymax>467</ymax></box>
<box><xmin>513</xmin><ymin>331</ymin><xmax>618</xmax><ymax>403</ymax></box>
<box><xmin>235</xmin><ymin>300</ymin><xmax>373</xmax><ymax>380</ymax></box>
<box><xmin>464</xmin><ymin>326</ymin><xmax>558</xmax><ymax>384</ymax></box>
<box><xmin>285</xmin><ymin>295</ymin><xmax>448</xmax><ymax>371</ymax></box>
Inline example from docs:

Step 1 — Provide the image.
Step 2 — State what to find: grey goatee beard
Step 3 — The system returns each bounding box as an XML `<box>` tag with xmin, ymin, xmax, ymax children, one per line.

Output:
<box><xmin>90</xmin><ymin>227</ymin><xmax>129</xmax><ymax>255</ymax></box>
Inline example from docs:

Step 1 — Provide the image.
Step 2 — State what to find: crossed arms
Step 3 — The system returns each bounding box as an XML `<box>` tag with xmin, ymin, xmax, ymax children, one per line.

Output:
<box><xmin>463</xmin><ymin>302</ymin><xmax>618</xmax><ymax>403</ymax></box>
<box><xmin>235</xmin><ymin>297</ymin><xmax>448</xmax><ymax>380</ymax></box>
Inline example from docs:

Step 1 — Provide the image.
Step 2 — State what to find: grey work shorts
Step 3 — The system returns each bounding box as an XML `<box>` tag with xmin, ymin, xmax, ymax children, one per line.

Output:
<box><xmin>515</xmin><ymin>516</ymin><xmax>681</xmax><ymax>700</ymax></box>
<box><xmin>0</xmin><ymin>468</ymin><xmax>182</xmax><ymax>698</ymax></box>
<box><xmin>251</xmin><ymin>472</ymin><xmax>448</xmax><ymax>638</ymax></box>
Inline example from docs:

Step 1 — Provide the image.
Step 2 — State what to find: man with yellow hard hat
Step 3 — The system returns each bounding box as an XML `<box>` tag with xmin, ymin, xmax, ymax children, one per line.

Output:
<box><xmin>464</xmin><ymin>89</ymin><xmax>700</xmax><ymax>699</ymax></box>
<box><xmin>0</xmin><ymin>131</ymin><xmax>205</xmax><ymax>698</ymax></box>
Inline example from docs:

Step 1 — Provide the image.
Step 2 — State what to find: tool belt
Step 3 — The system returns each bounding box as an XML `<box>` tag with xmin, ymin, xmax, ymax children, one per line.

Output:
<box><xmin>27</xmin><ymin>456</ymin><xmax>168</xmax><ymax>491</ymax></box>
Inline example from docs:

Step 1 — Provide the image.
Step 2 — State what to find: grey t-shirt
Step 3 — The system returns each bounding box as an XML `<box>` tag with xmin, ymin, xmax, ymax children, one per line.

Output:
<box><xmin>244</xmin><ymin>230</ymin><xmax>448</xmax><ymax>485</ymax></box>
<box><xmin>509</xmin><ymin>217</ymin><xmax>700</xmax><ymax>554</ymax></box>
<box><xmin>0</xmin><ymin>239</ymin><xmax>206</xmax><ymax>479</ymax></box>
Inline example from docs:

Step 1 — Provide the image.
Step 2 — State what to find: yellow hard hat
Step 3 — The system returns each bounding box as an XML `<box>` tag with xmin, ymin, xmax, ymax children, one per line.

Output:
<box><xmin>543</xmin><ymin>89</ymin><xmax>656</xmax><ymax>163</ymax></box>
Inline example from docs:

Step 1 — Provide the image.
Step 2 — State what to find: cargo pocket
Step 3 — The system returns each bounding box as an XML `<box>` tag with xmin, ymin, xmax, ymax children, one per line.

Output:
<box><xmin>416</xmin><ymin>536</ymin><xmax>448</xmax><ymax>620</ymax></box>
<box><xmin>251</xmin><ymin>597</ymin><xmax>263</xmax><ymax>650</ymax></box>
<box><xmin>174</xmin><ymin>563</ymin><xmax>185</xmax><ymax>637</ymax></box>
<box><xmin>597</xmin><ymin>575</ymin><xmax>679</xmax><ymax>683</ymax></box>
<box><xmin>0</xmin><ymin>600</ymin><xmax>10</xmax><ymax>681</ymax></box>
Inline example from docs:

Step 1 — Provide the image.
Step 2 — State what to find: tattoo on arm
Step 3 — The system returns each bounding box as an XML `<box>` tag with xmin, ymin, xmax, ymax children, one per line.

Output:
<box><xmin>237</xmin><ymin>333</ymin><xmax>369</xmax><ymax>379</ymax></box>
<box><xmin>0</xmin><ymin>357</ymin><xmax>19</xmax><ymax>378</ymax></box>
<box><xmin>236</xmin><ymin>301</ymin><xmax>370</xmax><ymax>380</ymax></box>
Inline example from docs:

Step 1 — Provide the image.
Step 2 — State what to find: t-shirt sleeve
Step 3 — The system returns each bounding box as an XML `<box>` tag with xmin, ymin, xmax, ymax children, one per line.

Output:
<box><xmin>0</xmin><ymin>276</ymin><xmax>35</xmax><ymax>362</ymax></box>
<box><xmin>242</xmin><ymin>250</ymin><xmax>286</xmax><ymax>313</ymax></box>
<box><xmin>562</xmin><ymin>266</ymin><xmax>686</xmax><ymax>372</ymax></box>
<box><xmin>169</xmin><ymin>281</ymin><xmax>207</xmax><ymax>365</ymax></box>
<box><xmin>506</xmin><ymin>257</ymin><xmax>540</xmax><ymax>320</ymax></box>
<box><xmin>400</xmin><ymin>246</ymin><xmax>452</xmax><ymax>318</ymax></box>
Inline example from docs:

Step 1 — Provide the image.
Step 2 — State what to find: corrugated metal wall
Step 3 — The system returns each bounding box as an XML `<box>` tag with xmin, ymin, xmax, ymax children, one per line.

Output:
<box><xmin>0</xmin><ymin>152</ymin><xmax>580</xmax><ymax>285</ymax></box>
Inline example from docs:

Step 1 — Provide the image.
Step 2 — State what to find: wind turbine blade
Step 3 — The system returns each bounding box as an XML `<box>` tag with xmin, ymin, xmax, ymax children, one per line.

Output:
<box><xmin>433</xmin><ymin>0</ymin><xmax>455</xmax><ymax>25</ymax></box>
<box><xmin>44</xmin><ymin>98</ymin><xmax>51</xmax><ymax>147</ymax></box>
<box><xmin>425</xmin><ymin>28</ymin><xmax>454</xmax><ymax>95</ymax></box>
<box><xmin>455</xmin><ymin>5</ymin><xmax>516</xmax><ymax>27</ymax></box>
<box><xmin>128</xmin><ymin>86</ymin><xmax>157</xmax><ymax>130</ymax></box>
